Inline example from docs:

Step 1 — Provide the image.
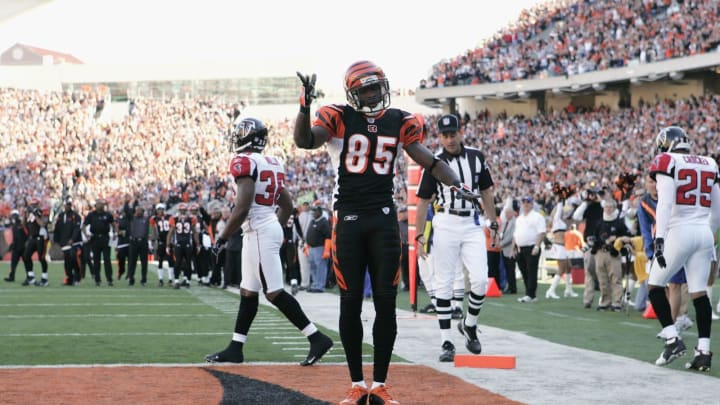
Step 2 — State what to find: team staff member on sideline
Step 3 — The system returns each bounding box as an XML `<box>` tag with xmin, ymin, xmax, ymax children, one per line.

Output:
<box><xmin>127</xmin><ymin>205</ymin><xmax>152</xmax><ymax>286</ymax></box>
<box><xmin>647</xmin><ymin>126</ymin><xmax>719</xmax><ymax>371</ymax></box>
<box><xmin>512</xmin><ymin>196</ymin><xmax>546</xmax><ymax>302</ymax></box>
<box><xmin>305</xmin><ymin>205</ymin><xmax>331</xmax><ymax>293</ymax></box>
<box><xmin>4</xmin><ymin>210</ymin><xmax>27</xmax><ymax>282</ymax></box>
<box><xmin>500</xmin><ymin>201</ymin><xmax>520</xmax><ymax>294</ymax></box>
<box><xmin>415</xmin><ymin>113</ymin><xmax>499</xmax><ymax>363</ymax></box>
<box><xmin>294</xmin><ymin>63</ymin><xmax>479</xmax><ymax>405</ymax></box>
<box><xmin>53</xmin><ymin>198</ymin><xmax>81</xmax><ymax>285</ymax></box>
<box><xmin>206</xmin><ymin>117</ymin><xmax>333</xmax><ymax>366</ymax></box>
<box><xmin>573</xmin><ymin>187</ymin><xmax>604</xmax><ymax>308</ymax></box>
<box><xmin>83</xmin><ymin>198</ymin><xmax>115</xmax><ymax>286</ymax></box>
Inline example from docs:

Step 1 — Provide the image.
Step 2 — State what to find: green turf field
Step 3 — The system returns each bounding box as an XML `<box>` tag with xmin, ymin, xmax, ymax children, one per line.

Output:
<box><xmin>2</xmin><ymin>262</ymin><xmax>718</xmax><ymax>377</ymax></box>
<box><xmin>0</xmin><ymin>262</ymin><xmax>388</xmax><ymax>366</ymax></box>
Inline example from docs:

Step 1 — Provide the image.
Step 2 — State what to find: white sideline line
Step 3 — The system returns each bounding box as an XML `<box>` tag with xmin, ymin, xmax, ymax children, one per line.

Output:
<box><xmin>0</xmin><ymin>314</ymin><xmax>224</xmax><ymax>319</ymax></box>
<box><xmin>0</xmin><ymin>332</ymin><xmax>228</xmax><ymax>337</ymax></box>
<box><xmin>0</xmin><ymin>303</ymin><xmax>204</xmax><ymax>307</ymax></box>
<box><xmin>273</xmin><ymin>341</ymin><xmax>342</xmax><ymax>345</ymax></box>
<box><xmin>280</xmin><ymin>348</ymin><xmax>308</xmax><ymax>351</ymax></box>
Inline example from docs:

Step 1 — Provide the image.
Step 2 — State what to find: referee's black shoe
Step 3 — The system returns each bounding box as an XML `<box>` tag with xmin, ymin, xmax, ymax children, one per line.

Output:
<box><xmin>457</xmin><ymin>318</ymin><xmax>482</xmax><ymax>354</ymax></box>
<box><xmin>439</xmin><ymin>341</ymin><xmax>455</xmax><ymax>362</ymax></box>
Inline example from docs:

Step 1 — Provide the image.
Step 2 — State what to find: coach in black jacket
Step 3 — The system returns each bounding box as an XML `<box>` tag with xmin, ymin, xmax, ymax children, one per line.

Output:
<box><xmin>54</xmin><ymin>198</ymin><xmax>82</xmax><ymax>285</ymax></box>
<box><xmin>83</xmin><ymin>198</ymin><xmax>115</xmax><ymax>286</ymax></box>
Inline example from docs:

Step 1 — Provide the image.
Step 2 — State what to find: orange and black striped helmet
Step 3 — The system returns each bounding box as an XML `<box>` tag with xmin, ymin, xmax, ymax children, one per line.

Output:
<box><xmin>344</xmin><ymin>60</ymin><xmax>391</xmax><ymax>115</ymax></box>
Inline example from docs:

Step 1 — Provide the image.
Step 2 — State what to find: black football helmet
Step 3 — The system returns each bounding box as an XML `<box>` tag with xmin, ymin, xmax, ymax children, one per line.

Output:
<box><xmin>229</xmin><ymin>117</ymin><xmax>268</xmax><ymax>152</ymax></box>
<box><xmin>656</xmin><ymin>126</ymin><xmax>690</xmax><ymax>153</ymax></box>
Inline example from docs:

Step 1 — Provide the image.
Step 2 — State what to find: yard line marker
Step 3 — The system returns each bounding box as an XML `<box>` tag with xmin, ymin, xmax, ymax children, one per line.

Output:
<box><xmin>0</xmin><ymin>314</ymin><xmax>224</xmax><ymax>319</ymax></box>
<box><xmin>0</xmin><ymin>332</ymin><xmax>229</xmax><ymax>337</ymax></box>
<box><xmin>620</xmin><ymin>321</ymin><xmax>653</xmax><ymax>329</ymax></box>
<box><xmin>0</xmin><ymin>303</ymin><xmax>204</xmax><ymax>307</ymax></box>
<box><xmin>268</xmin><ymin>337</ymin><xmax>309</xmax><ymax>340</ymax></box>
<box><xmin>0</xmin><ymin>361</ymin><xmax>354</xmax><ymax>369</ymax></box>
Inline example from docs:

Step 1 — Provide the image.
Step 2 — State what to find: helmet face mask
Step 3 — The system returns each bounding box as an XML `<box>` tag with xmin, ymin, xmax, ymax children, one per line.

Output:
<box><xmin>229</xmin><ymin>117</ymin><xmax>268</xmax><ymax>153</ymax></box>
<box><xmin>656</xmin><ymin>126</ymin><xmax>690</xmax><ymax>153</ymax></box>
<box><xmin>344</xmin><ymin>61</ymin><xmax>391</xmax><ymax>115</ymax></box>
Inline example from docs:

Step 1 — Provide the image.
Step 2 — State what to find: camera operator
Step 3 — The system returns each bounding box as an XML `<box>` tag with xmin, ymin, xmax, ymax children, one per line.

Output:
<box><xmin>573</xmin><ymin>186</ymin><xmax>604</xmax><ymax>308</ymax></box>
<box><xmin>589</xmin><ymin>198</ymin><xmax>631</xmax><ymax>311</ymax></box>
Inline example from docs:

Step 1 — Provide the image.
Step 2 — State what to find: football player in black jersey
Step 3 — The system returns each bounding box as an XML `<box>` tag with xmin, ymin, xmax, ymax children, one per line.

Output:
<box><xmin>295</xmin><ymin>61</ymin><xmax>479</xmax><ymax>405</ymax></box>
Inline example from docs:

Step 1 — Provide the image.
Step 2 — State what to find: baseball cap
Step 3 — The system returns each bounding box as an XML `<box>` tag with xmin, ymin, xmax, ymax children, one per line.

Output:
<box><xmin>10</xmin><ymin>209</ymin><xmax>19</xmax><ymax>216</ymax></box>
<box><xmin>521</xmin><ymin>195</ymin><xmax>533</xmax><ymax>203</ymax></box>
<box><xmin>64</xmin><ymin>197</ymin><xmax>73</xmax><ymax>204</ymax></box>
<box><xmin>311</xmin><ymin>205</ymin><xmax>323</xmax><ymax>213</ymax></box>
<box><xmin>437</xmin><ymin>114</ymin><xmax>460</xmax><ymax>133</ymax></box>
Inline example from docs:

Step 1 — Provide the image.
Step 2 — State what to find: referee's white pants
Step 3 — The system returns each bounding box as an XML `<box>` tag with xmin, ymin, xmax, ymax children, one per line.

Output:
<box><xmin>420</xmin><ymin>253</ymin><xmax>464</xmax><ymax>296</ymax></box>
<box><xmin>431</xmin><ymin>213</ymin><xmax>488</xmax><ymax>300</ymax></box>
<box><xmin>648</xmin><ymin>224</ymin><xmax>713</xmax><ymax>294</ymax></box>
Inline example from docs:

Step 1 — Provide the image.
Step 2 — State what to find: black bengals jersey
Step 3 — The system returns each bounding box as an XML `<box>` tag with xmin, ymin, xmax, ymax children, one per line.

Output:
<box><xmin>313</xmin><ymin>104</ymin><xmax>422</xmax><ymax>211</ymax></box>
<box><xmin>150</xmin><ymin>214</ymin><xmax>172</xmax><ymax>243</ymax></box>
<box><xmin>169</xmin><ymin>215</ymin><xmax>196</xmax><ymax>245</ymax></box>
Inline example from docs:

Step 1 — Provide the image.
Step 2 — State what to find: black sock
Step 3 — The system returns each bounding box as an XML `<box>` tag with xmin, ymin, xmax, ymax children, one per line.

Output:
<box><xmin>234</xmin><ymin>294</ymin><xmax>259</xmax><ymax>336</ymax></box>
<box><xmin>649</xmin><ymin>287</ymin><xmax>674</xmax><ymax>328</ymax></box>
<box><xmin>270</xmin><ymin>290</ymin><xmax>311</xmax><ymax>331</ymax></box>
<box><xmin>436</xmin><ymin>298</ymin><xmax>451</xmax><ymax>330</ymax></box>
<box><xmin>693</xmin><ymin>295</ymin><xmax>712</xmax><ymax>339</ymax></box>
<box><xmin>468</xmin><ymin>292</ymin><xmax>485</xmax><ymax>318</ymax></box>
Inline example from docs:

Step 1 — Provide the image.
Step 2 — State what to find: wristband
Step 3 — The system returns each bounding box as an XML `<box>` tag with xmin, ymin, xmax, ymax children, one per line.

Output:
<box><xmin>299</xmin><ymin>106</ymin><xmax>310</xmax><ymax>114</ymax></box>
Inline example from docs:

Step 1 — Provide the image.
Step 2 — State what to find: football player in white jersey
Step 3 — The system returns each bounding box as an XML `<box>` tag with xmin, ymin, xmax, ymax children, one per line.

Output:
<box><xmin>205</xmin><ymin>117</ymin><xmax>333</xmax><ymax>365</ymax></box>
<box><xmin>648</xmin><ymin>126</ymin><xmax>720</xmax><ymax>372</ymax></box>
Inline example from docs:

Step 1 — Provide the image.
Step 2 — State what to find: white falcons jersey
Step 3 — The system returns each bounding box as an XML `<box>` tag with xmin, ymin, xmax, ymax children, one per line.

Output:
<box><xmin>649</xmin><ymin>152</ymin><xmax>720</xmax><ymax>230</ymax></box>
<box><xmin>229</xmin><ymin>151</ymin><xmax>286</xmax><ymax>231</ymax></box>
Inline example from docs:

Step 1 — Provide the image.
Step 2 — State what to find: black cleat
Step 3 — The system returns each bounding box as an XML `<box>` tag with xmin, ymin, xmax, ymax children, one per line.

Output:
<box><xmin>419</xmin><ymin>303</ymin><xmax>436</xmax><ymax>314</ymax></box>
<box><xmin>21</xmin><ymin>278</ymin><xmax>35</xmax><ymax>286</ymax></box>
<box><xmin>451</xmin><ymin>307</ymin><xmax>464</xmax><ymax>320</ymax></box>
<box><xmin>204</xmin><ymin>348</ymin><xmax>244</xmax><ymax>363</ymax></box>
<box><xmin>4</xmin><ymin>276</ymin><xmax>14</xmax><ymax>282</ymax></box>
<box><xmin>291</xmin><ymin>284</ymin><xmax>299</xmax><ymax>296</ymax></box>
<box><xmin>35</xmin><ymin>279</ymin><xmax>49</xmax><ymax>287</ymax></box>
<box><xmin>301</xmin><ymin>333</ymin><xmax>333</xmax><ymax>366</ymax></box>
<box><xmin>439</xmin><ymin>341</ymin><xmax>455</xmax><ymax>362</ymax></box>
<box><xmin>656</xmin><ymin>337</ymin><xmax>687</xmax><ymax>366</ymax></box>
<box><xmin>685</xmin><ymin>348</ymin><xmax>712</xmax><ymax>372</ymax></box>
<box><xmin>158</xmin><ymin>280</ymin><xmax>164</xmax><ymax>287</ymax></box>
<box><xmin>457</xmin><ymin>319</ymin><xmax>482</xmax><ymax>354</ymax></box>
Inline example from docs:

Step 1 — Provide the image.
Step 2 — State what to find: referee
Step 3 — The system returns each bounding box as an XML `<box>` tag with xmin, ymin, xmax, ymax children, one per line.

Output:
<box><xmin>415</xmin><ymin>113</ymin><xmax>498</xmax><ymax>362</ymax></box>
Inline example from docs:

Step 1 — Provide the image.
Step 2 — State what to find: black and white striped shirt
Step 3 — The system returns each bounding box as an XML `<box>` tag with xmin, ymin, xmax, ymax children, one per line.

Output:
<box><xmin>416</xmin><ymin>145</ymin><xmax>494</xmax><ymax>211</ymax></box>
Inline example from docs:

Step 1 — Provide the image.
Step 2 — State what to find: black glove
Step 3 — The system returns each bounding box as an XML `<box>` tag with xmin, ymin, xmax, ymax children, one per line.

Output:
<box><xmin>296</xmin><ymin>72</ymin><xmax>317</xmax><ymax>112</ymax></box>
<box><xmin>212</xmin><ymin>237</ymin><xmax>227</xmax><ymax>258</ymax></box>
<box><xmin>654</xmin><ymin>237</ymin><xmax>666</xmax><ymax>268</ymax></box>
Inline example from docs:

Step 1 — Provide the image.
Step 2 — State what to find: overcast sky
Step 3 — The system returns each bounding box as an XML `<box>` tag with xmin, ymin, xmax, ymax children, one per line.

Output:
<box><xmin>0</xmin><ymin>0</ymin><xmax>544</xmax><ymax>92</ymax></box>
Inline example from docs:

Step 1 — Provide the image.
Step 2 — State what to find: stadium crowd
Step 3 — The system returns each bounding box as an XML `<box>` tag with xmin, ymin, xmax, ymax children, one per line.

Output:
<box><xmin>3</xmin><ymin>86</ymin><xmax>720</xmax><ymax>228</ymax></box>
<box><xmin>422</xmin><ymin>0</ymin><xmax>720</xmax><ymax>88</ymax></box>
